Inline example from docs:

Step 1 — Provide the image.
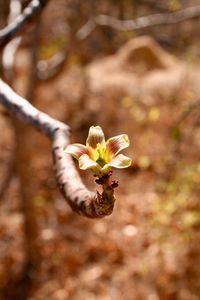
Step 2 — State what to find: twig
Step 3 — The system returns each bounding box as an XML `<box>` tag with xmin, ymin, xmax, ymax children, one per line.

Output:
<box><xmin>1</xmin><ymin>0</ymin><xmax>68</xmax><ymax>81</ymax></box>
<box><xmin>0</xmin><ymin>79</ymin><xmax>115</xmax><ymax>218</ymax></box>
<box><xmin>0</xmin><ymin>0</ymin><xmax>49</xmax><ymax>47</ymax></box>
<box><xmin>2</xmin><ymin>37</ymin><xmax>21</xmax><ymax>79</ymax></box>
<box><xmin>2</xmin><ymin>0</ymin><xmax>22</xmax><ymax>81</ymax></box>
<box><xmin>77</xmin><ymin>5</ymin><xmax>200</xmax><ymax>40</ymax></box>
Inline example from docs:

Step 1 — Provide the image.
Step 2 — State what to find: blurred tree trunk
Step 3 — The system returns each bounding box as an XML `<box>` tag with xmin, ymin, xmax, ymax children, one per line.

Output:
<box><xmin>12</xmin><ymin>21</ymin><xmax>43</xmax><ymax>292</ymax></box>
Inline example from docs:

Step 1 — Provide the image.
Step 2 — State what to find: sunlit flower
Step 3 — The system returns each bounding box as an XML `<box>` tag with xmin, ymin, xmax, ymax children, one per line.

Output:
<box><xmin>65</xmin><ymin>126</ymin><xmax>132</xmax><ymax>176</ymax></box>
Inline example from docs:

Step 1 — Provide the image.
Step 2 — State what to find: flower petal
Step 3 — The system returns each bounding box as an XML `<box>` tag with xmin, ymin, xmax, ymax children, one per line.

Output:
<box><xmin>106</xmin><ymin>134</ymin><xmax>130</xmax><ymax>156</ymax></box>
<box><xmin>107</xmin><ymin>154</ymin><xmax>132</xmax><ymax>169</ymax></box>
<box><xmin>101</xmin><ymin>164</ymin><xmax>112</xmax><ymax>174</ymax></box>
<box><xmin>79</xmin><ymin>154</ymin><xmax>100</xmax><ymax>173</ymax></box>
<box><xmin>64</xmin><ymin>143</ymin><xmax>88</xmax><ymax>160</ymax></box>
<box><xmin>86</xmin><ymin>126</ymin><xmax>105</xmax><ymax>149</ymax></box>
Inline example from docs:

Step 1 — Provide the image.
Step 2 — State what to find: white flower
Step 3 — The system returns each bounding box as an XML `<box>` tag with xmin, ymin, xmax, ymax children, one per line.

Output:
<box><xmin>65</xmin><ymin>126</ymin><xmax>132</xmax><ymax>176</ymax></box>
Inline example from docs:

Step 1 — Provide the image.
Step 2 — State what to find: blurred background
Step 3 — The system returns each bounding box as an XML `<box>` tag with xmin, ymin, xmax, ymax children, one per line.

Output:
<box><xmin>0</xmin><ymin>0</ymin><xmax>200</xmax><ymax>299</ymax></box>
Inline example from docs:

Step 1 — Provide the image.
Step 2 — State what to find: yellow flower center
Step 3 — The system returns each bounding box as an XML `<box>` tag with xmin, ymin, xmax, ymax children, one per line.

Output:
<box><xmin>96</xmin><ymin>143</ymin><xmax>113</xmax><ymax>166</ymax></box>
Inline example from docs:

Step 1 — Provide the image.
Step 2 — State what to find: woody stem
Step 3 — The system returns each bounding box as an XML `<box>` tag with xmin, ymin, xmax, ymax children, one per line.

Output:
<box><xmin>102</xmin><ymin>176</ymin><xmax>114</xmax><ymax>200</ymax></box>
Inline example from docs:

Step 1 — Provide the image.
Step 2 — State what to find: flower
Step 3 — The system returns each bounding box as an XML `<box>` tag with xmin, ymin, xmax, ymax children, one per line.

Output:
<box><xmin>65</xmin><ymin>126</ymin><xmax>132</xmax><ymax>176</ymax></box>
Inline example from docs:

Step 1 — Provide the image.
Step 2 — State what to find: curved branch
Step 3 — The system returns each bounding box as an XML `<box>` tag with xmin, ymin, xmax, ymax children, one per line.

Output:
<box><xmin>2</xmin><ymin>0</ymin><xmax>22</xmax><ymax>81</ymax></box>
<box><xmin>0</xmin><ymin>79</ymin><xmax>115</xmax><ymax>218</ymax></box>
<box><xmin>0</xmin><ymin>0</ymin><xmax>49</xmax><ymax>47</ymax></box>
<box><xmin>77</xmin><ymin>5</ymin><xmax>200</xmax><ymax>40</ymax></box>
